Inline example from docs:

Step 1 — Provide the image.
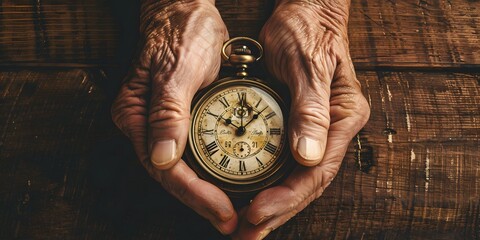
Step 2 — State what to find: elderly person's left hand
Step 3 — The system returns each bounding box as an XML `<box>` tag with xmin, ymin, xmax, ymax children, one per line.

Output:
<box><xmin>233</xmin><ymin>0</ymin><xmax>370</xmax><ymax>239</ymax></box>
<box><xmin>111</xmin><ymin>0</ymin><xmax>237</xmax><ymax>235</ymax></box>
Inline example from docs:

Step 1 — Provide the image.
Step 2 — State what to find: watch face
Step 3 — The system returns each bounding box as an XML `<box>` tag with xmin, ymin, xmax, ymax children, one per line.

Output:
<box><xmin>188</xmin><ymin>78</ymin><xmax>291</xmax><ymax>194</ymax></box>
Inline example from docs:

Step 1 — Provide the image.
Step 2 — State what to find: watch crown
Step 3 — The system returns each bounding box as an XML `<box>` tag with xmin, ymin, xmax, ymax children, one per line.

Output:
<box><xmin>234</xmin><ymin>46</ymin><xmax>252</xmax><ymax>55</ymax></box>
<box><xmin>222</xmin><ymin>37</ymin><xmax>263</xmax><ymax>78</ymax></box>
<box><xmin>229</xmin><ymin>46</ymin><xmax>255</xmax><ymax>77</ymax></box>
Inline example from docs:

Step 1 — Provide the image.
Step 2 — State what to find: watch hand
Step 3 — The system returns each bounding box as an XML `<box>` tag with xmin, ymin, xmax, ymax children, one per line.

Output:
<box><xmin>221</xmin><ymin>117</ymin><xmax>240</xmax><ymax>129</ymax></box>
<box><xmin>240</xmin><ymin>110</ymin><xmax>244</xmax><ymax>127</ymax></box>
<box><xmin>243</xmin><ymin>106</ymin><xmax>268</xmax><ymax>128</ymax></box>
<box><xmin>255</xmin><ymin>105</ymin><xmax>268</xmax><ymax>114</ymax></box>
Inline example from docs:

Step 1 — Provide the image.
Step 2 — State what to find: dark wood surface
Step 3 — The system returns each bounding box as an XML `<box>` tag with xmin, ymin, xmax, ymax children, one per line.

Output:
<box><xmin>0</xmin><ymin>0</ymin><xmax>479</xmax><ymax>68</ymax></box>
<box><xmin>0</xmin><ymin>0</ymin><xmax>479</xmax><ymax>239</ymax></box>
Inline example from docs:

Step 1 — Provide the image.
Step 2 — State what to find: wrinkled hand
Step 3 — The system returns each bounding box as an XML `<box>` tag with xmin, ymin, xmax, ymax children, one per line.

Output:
<box><xmin>234</xmin><ymin>1</ymin><xmax>370</xmax><ymax>238</ymax></box>
<box><xmin>111</xmin><ymin>0</ymin><xmax>237</xmax><ymax>234</ymax></box>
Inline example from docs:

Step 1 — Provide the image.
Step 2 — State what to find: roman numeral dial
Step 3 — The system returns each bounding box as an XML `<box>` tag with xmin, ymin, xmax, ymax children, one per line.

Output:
<box><xmin>205</xmin><ymin>141</ymin><xmax>219</xmax><ymax>156</ymax></box>
<box><xmin>264</xmin><ymin>142</ymin><xmax>278</xmax><ymax>155</ymax></box>
<box><xmin>219</xmin><ymin>155</ymin><xmax>230</xmax><ymax>168</ymax></box>
<box><xmin>219</xmin><ymin>96</ymin><xmax>230</xmax><ymax>108</ymax></box>
<box><xmin>188</xmin><ymin>80</ymin><xmax>289</xmax><ymax>193</ymax></box>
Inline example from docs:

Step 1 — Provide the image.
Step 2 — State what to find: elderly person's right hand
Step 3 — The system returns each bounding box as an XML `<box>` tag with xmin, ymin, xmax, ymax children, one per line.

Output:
<box><xmin>233</xmin><ymin>0</ymin><xmax>370</xmax><ymax>238</ymax></box>
<box><xmin>111</xmin><ymin>0</ymin><xmax>237</xmax><ymax>235</ymax></box>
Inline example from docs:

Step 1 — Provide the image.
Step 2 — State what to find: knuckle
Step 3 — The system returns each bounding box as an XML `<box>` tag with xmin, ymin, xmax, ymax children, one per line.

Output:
<box><xmin>141</xmin><ymin>37</ymin><xmax>177</xmax><ymax>77</ymax></box>
<box><xmin>359</xmin><ymin>99</ymin><xmax>371</xmax><ymax>123</ymax></box>
<box><xmin>330</xmin><ymin>90</ymin><xmax>370</xmax><ymax>126</ymax></box>
<box><xmin>291</xmin><ymin>97</ymin><xmax>331</xmax><ymax>131</ymax></box>
<box><xmin>351</xmin><ymin>96</ymin><xmax>371</xmax><ymax>126</ymax></box>
<box><xmin>111</xmin><ymin>82</ymin><xmax>148</xmax><ymax>132</ymax></box>
<box><xmin>150</xmin><ymin>41</ymin><xmax>177</xmax><ymax>74</ymax></box>
<box><xmin>149</xmin><ymin>97</ymin><xmax>190</xmax><ymax>128</ymax></box>
<box><xmin>112</xmin><ymin>109</ymin><xmax>146</xmax><ymax>139</ymax></box>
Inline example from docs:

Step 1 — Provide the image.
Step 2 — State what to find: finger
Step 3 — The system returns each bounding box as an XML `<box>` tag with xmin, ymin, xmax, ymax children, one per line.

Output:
<box><xmin>244</xmin><ymin>166</ymin><xmax>321</xmax><ymax>226</ymax></box>
<box><xmin>239</xmin><ymin>124</ymin><xmax>359</xmax><ymax>238</ymax></box>
<box><xmin>329</xmin><ymin>53</ymin><xmax>370</xmax><ymax>131</ymax></box>
<box><xmin>234</xmin><ymin>190</ymin><xmax>316</xmax><ymax>240</ymax></box>
<box><xmin>149</xmin><ymin>160</ymin><xmax>238</xmax><ymax>235</ymax></box>
<box><xmin>237</xmin><ymin>147</ymin><xmax>342</xmax><ymax>239</ymax></box>
<box><xmin>259</xmin><ymin>12</ymin><xmax>337</xmax><ymax>167</ymax></box>
<box><xmin>288</xmin><ymin>77</ymin><xmax>331</xmax><ymax>166</ymax></box>
<box><xmin>147</xmin><ymin>16</ymin><xmax>231</xmax><ymax>168</ymax></box>
<box><xmin>147</xmin><ymin>40</ymin><xmax>216</xmax><ymax>170</ymax></box>
<box><xmin>111</xmin><ymin>64</ymin><xmax>150</xmax><ymax>164</ymax></box>
<box><xmin>235</xmin><ymin>199</ymin><xmax>308</xmax><ymax>240</ymax></box>
<box><xmin>242</xmin><ymin>56</ymin><xmax>369</xmax><ymax>235</ymax></box>
<box><xmin>273</xmin><ymin>42</ymin><xmax>337</xmax><ymax>167</ymax></box>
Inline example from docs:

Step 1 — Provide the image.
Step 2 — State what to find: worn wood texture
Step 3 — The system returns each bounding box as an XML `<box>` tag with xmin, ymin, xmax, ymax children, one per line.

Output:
<box><xmin>0</xmin><ymin>70</ymin><xmax>478</xmax><ymax>239</ymax></box>
<box><xmin>1</xmin><ymin>0</ymin><xmax>479</xmax><ymax>239</ymax></box>
<box><xmin>0</xmin><ymin>0</ymin><xmax>479</xmax><ymax>68</ymax></box>
<box><xmin>349</xmin><ymin>0</ymin><xmax>480</xmax><ymax>69</ymax></box>
<box><xmin>0</xmin><ymin>0</ymin><xmax>118</xmax><ymax>66</ymax></box>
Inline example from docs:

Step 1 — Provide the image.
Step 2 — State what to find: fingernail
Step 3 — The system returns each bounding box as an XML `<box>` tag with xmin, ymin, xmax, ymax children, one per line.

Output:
<box><xmin>151</xmin><ymin>140</ymin><xmax>176</xmax><ymax>169</ymax></box>
<box><xmin>297</xmin><ymin>136</ymin><xmax>322</xmax><ymax>161</ymax></box>
<box><xmin>255</xmin><ymin>215</ymin><xmax>272</xmax><ymax>225</ymax></box>
<box><xmin>213</xmin><ymin>222</ymin><xmax>226</xmax><ymax>235</ymax></box>
<box><xmin>257</xmin><ymin>228</ymin><xmax>272</xmax><ymax>240</ymax></box>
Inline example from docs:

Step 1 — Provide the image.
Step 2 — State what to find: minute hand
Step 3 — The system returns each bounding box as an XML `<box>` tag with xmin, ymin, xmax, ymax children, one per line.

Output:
<box><xmin>243</xmin><ymin>106</ymin><xmax>268</xmax><ymax>128</ymax></box>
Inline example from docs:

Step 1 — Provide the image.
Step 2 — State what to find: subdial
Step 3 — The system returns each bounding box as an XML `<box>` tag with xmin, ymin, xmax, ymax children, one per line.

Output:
<box><xmin>233</xmin><ymin>141</ymin><xmax>251</xmax><ymax>158</ymax></box>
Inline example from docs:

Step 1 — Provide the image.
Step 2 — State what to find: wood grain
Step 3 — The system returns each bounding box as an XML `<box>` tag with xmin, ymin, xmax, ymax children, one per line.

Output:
<box><xmin>275</xmin><ymin>71</ymin><xmax>480</xmax><ymax>239</ymax></box>
<box><xmin>0</xmin><ymin>0</ymin><xmax>479</xmax><ymax>68</ymax></box>
<box><xmin>0</xmin><ymin>0</ymin><xmax>118</xmax><ymax>65</ymax></box>
<box><xmin>349</xmin><ymin>0</ymin><xmax>480</xmax><ymax>69</ymax></box>
<box><xmin>1</xmin><ymin>0</ymin><xmax>479</xmax><ymax>239</ymax></box>
<box><xmin>0</xmin><ymin>70</ymin><xmax>478</xmax><ymax>239</ymax></box>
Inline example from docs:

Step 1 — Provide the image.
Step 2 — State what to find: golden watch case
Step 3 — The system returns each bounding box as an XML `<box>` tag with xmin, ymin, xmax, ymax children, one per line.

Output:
<box><xmin>185</xmin><ymin>37</ymin><xmax>294</xmax><ymax>197</ymax></box>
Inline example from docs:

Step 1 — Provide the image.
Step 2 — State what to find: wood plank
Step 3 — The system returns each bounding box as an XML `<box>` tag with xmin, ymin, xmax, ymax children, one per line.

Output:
<box><xmin>0</xmin><ymin>0</ymin><xmax>119</xmax><ymax>65</ymax></box>
<box><xmin>0</xmin><ymin>70</ymin><xmax>478</xmax><ymax>239</ymax></box>
<box><xmin>349</xmin><ymin>0</ymin><xmax>480</xmax><ymax>69</ymax></box>
<box><xmin>0</xmin><ymin>0</ymin><xmax>479</xmax><ymax>68</ymax></box>
<box><xmin>273</xmin><ymin>71</ymin><xmax>480</xmax><ymax>239</ymax></box>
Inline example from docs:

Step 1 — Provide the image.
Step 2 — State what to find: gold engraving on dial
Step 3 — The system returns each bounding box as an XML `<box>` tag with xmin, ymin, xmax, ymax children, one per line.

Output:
<box><xmin>190</xmin><ymin>80</ymin><xmax>286</xmax><ymax>185</ymax></box>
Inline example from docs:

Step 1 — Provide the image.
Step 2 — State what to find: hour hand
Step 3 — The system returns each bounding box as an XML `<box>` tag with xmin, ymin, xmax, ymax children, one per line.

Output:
<box><xmin>221</xmin><ymin>117</ymin><xmax>239</xmax><ymax>129</ymax></box>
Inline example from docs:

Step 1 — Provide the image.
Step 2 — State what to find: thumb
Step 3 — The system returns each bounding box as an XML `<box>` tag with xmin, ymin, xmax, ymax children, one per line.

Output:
<box><xmin>147</xmin><ymin>38</ymin><xmax>227</xmax><ymax>169</ymax></box>
<box><xmin>148</xmin><ymin>90</ymin><xmax>191</xmax><ymax>170</ymax></box>
<box><xmin>148</xmin><ymin>63</ymin><xmax>205</xmax><ymax>170</ymax></box>
<box><xmin>288</xmin><ymin>70</ymin><xmax>332</xmax><ymax>167</ymax></box>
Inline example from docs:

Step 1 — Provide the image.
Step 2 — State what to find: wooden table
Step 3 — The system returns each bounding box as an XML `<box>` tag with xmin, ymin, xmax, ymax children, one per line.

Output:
<box><xmin>0</xmin><ymin>0</ymin><xmax>479</xmax><ymax>239</ymax></box>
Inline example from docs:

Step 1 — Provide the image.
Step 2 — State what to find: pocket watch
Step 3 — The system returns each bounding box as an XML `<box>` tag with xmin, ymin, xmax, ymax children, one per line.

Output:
<box><xmin>186</xmin><ymin>37</ymin><xmax>293</xmax><ymax>197</ymax></box>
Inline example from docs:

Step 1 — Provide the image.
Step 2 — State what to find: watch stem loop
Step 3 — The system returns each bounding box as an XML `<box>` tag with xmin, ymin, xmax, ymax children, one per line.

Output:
<box><xmin>221</xmin><ymin>37</ymin><xmax>263</xmax><ymax>77</ymax></box>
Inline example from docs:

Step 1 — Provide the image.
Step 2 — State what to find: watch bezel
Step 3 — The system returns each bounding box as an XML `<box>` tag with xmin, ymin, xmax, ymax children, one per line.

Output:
<box><xmin>185</xmin><ymin>77</ymin><xmax>294</xmax><ymax>197</ymax></box>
